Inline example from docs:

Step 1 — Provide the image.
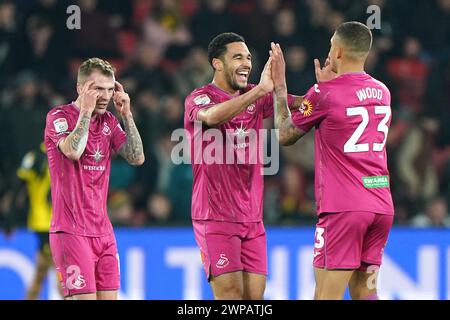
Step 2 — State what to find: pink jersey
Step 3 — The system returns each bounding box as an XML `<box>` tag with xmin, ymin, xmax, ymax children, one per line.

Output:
<box><xmin>291</xmin><ymin>72</ymin><xmax>394</xmax><ymax>215</ymax></box>
<box><xmin>44</xmin><ymin>103</ymin><xmax>127</xmax><ymax>236</ymax></box>
<box><xmin>185</xmin><ymin>83</ymin><xmax>295</xmax><ymax>222</ymax></box>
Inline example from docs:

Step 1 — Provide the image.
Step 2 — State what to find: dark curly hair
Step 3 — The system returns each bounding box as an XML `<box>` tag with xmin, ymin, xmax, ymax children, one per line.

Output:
<box><xmin>207</xmin><ymin>32</ymin><xmax>245</xmax><ymax>69</ymax></box>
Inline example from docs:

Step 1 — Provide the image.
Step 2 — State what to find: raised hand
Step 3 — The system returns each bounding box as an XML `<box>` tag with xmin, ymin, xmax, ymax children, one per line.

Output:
<box><xmin>258</xmin><ymin>56</ymin><xmax>274</xmax><ymax>94</ymax></box>
<box><xmin>314</xmin><ymin>57</ymin><xmax>337</xmax><ymax>83</ymax></box>
<box><xmin>78</xmin><ymin>80</ymin><xmax>98</xmax><ymax>114</ymax></box>
<box><xmin>113</xmin><ymin>81</ymin><xmax>132</xmax><ymax>117</ymax></box>
<box><xmin>270</xmin><ymin>42</ymin><xmax>287</xmax><ymax>91</ymax></box>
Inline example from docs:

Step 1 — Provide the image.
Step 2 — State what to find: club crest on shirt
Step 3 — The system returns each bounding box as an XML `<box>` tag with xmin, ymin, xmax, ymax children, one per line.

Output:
<box><xmin>246</xmin><ymin>103</ymin><xmax>256</xmax><ymax>114</ymax></box>
<box><xmin>53</xmin><ymin>118</ymin><xmax>68</xmax><ymax>133</ymax></box>
<box><xmin>102</xmin><ymin>122</ymin><xmax>111</xmax><ymax>135</ymax></box>
<box><xmin>299</xmin><ymin>99</ymin><xmax>313</xmax><ymax>117</ymax></box>
<box><xmin>193</xmin><ymin>94</ymin><xmax>211</xmax><ymax>106</ymax></box>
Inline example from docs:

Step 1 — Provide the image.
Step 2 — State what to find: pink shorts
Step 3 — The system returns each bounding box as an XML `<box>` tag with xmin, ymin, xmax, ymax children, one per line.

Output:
<box><xmin>49</xmin><ymin>232</ymin><xmax>120</xmax><ymax>297</ymax></box>
<box><xmin>313</xmin><ymin>211</ymin><xmax>393</xmax><ymax>271</ymax></box>
<box><xmin>192</xmin><ymin>220</ymin><xmax>267</xmax><ymax>280</ymax></box>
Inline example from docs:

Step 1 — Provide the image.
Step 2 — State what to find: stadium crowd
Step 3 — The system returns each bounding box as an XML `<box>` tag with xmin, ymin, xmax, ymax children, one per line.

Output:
<box><xmin>1</xmin><ymin>0</ymin><xmax>450</xmax><ymax>228</ymax></box>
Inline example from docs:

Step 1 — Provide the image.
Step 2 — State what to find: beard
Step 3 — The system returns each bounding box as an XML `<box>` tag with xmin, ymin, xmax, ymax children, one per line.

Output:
<box><xmin>223</xmin><ymin>63</ymin><xmax>247</xmax><ymax>91</ymax></box>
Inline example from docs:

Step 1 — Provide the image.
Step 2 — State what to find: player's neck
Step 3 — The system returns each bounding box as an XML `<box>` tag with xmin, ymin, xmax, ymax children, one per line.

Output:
<box><xmin>211</xmin><ymin>78</ymin><xmax>239</xmax><ymax>95</ymax></box>
<box><xmin>337</xmin><ymin>61</ymin><xmax>365</xmax><ymax>76</ymax></box>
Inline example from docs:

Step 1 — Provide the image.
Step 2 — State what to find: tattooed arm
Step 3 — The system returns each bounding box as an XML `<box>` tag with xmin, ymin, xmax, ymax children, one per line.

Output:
<box><xmin>118</xmin><ymin>114</ymin><xmax>145</xmax><ymax>165</ymax></box>
<box><xmin>114</xmin><ymin>81</ymin><xmax>145</xmax><ymax>166</ymax></box>
<box><xmin>270</xmin><ymin>43</ymin><xmax>305</xmax><ymax>146</ymax></box>
<box><xmin>58</xmin><ymin>111</ymin><xmax>92</xmax><ymax>160</ymax></box>
<box><xmin>58</xmin><ymin>80</ymin><xmax>97</xmax><ymax>160</ymax></box>
<box><xmin>273</xmin><ymin>89</ymin><xmax>305</xmax><ymax>146</ymax></box>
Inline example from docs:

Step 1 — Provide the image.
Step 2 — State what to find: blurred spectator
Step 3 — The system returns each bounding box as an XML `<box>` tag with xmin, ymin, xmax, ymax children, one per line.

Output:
<box><xmin>285</xmin><ymin>45</ymin><xmax>315</xmax><ymax>95</ymax></box>
<box><xmin>24</xmin><ymin>0</ymin><xmax>68</xmax><ymax>42</ymax></box>
<box><xmin>110</xmin><ymin>157</ymin><xmax>136</xmax><ymax>190</ymax></box>
<box><xmin>346</xmin><ymin>0</ymin><xmax>395</xmax><ymax>55</ymax></box>
<box><xmin>141</xmin><ymin>0</ymin><xmax>192</xmax><ymax>61</ymax></box>
<box><xmin>272</xmin><ymin>7</ymin><xmax>299</xmax><ymax>48</ymax></box>
<box><xmin>364</xmin><ymin>46</ymin><xmax>383</xmax><ymax>80</ymax></box>
<box><xmin>173</xmin><ymin>46</ymin><xmax>213</xmax><ymax>98</ymax></box>
<box><xmin>190</xmin><ymin>0</ymin><xmax>240</xmax><ymax>47</ymax></box>
<box><xmin>15</xmin><ymin>15</ymin><xmax>68</xmax><ymax>90</ymax></box>
<box><xmin>299</xmin><ymin>0</ymin><xmax>333</xmax><ymax>58</ymax></box>
<box><xmin>146</xmin><ymin>193</ymin><xmax>172</xmax><ymax>223</ymax></box>
<box><xmin>155</xmin><ymin>136</ymin><xmax>176</xmax><ymax>193</ymax></box>
<box><xmin>265</xmin><ymin>163</ymin><xmax>315</xmax><ymax>225</ymax></box>
<box><xmin>0</xmin><ymin>0</ymin><xmax>17</xmax><ymax>87</ymax></box>
<box><xmin>108</xmin><ymin>190</ymin><xmax>134</xmax><ymax>227</ymax></box>
<box><xmin>161</xmin><ymin>94</ymin><xmax>185</xmax><ymax>131</ymax></box>
<box><xmin>396</xmin><ymin>117</ymin><xmax>439</xmax><ymax>214</ymax></box>
<box><xmin>165</xmin><ymin>162</ymin><xmax>192</xmax><ymax>223</ymax></box>
<box><xmin>73</xmin><ymin>0</ymin><xmax>120</xmax><ymax>58</ymax></box>
<box><xmin>243</xmin><ymin>0</ymin><xmax>281</xmax><ymax>58</ymax></box>
<box><xmin>386</xmin><ymin>37</ymin><xmax>429</xmax><ymax>114</ymax></box>
<box><xmin>280</xmin><ymin>130</ymin><xmax>315</xmax><ymax>173</ymax></box>
<box><xmin>97</xmin><ymin>0</ymin><xmax>133</xmax><ymax>30</ymax></box>
<box><xmin>2</xmin><ymin>71</ymin><xmax>50</xmax><ymax>173</ymax></box>
<box><xmin>325</xmin><ymin>10</ymin><xmax>345</xmax><ymax>35</ymax></box>
<box><xmin>428</xmin><ymin>0</ymin><xmax>450</xmax><ymax>57</ymax></box>
<box><xmin>121</xmin><ymin>42</ymin><xmax>173</xmax><ymax>95</ymax></box>
<box><xmin>411</xmin><ymin>196</ymin><xmax>450</xmax><ymax>227</ymax></box>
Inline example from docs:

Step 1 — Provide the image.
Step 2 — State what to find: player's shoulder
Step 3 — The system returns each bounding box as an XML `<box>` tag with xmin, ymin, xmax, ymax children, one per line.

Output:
<box><xmin>186</xmin><ymin>84</ymin><xmax>215</xmax><ymax>105</ymax></box>
<box><xmin>46</xmin><ymin>103</ymin><xmax>74</xmax><ymax>119</ymax></box>
<box><xmin>368</xmin><ymin>75</ymin><xmax>390</xmax><ymax>95</ymax></box>
<box><xmin>303</xmin><ymin>82</ymin><xmax>330</xmax><ymax>102</ymax></box>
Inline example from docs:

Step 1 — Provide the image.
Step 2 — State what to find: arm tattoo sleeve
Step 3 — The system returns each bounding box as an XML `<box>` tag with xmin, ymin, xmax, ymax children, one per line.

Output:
<box><xmin>118</xmin><ymin>114</ymin><xmax>145</xmax><ymax>165</ymax></box>
<box><xmin>274</xmin><ymin>91</ymin><xmax>303</xmax><ymax>146</ymax></box>
<box><xmin>65</xmin><ymin>111</ymin><xmax>91</xmax><ymax>157</ymax></box>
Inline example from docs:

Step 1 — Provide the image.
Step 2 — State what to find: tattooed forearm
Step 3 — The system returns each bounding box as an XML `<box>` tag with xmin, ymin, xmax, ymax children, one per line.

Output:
<box><xmin>273</xmin><ymin>89</ymin><xmax>303</xmax><ymax>146</ymax></box>
<box><xmin>119</xmin><ymin>114</ymin><xmax>145</xmax><ymax>165</ymax></box>
<box><xmin>69</xmin><ymin>111</ymin><xmax>91</xmax><ymax>152</ymax></box>
<box><xmin>59</xmin><ymin>111</ymin><xmax>91</xmax><ymax>160</ymax></box>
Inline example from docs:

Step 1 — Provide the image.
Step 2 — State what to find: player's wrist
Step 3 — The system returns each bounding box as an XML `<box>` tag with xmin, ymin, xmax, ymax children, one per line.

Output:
<box><xmin>255</xmin><ymin>83</ymin><xmax>271</xmax><ymax>96</ymax></box>
<box><xmin>79</xmin><ymin>107</ymin><xmax>94</xmax><ymax>116</ymax></box>
<box><xmin>274</xmin><ymin>84</ymin><xmax>287</xmax><ymax>96</ymax></box>
<box><xmin>121</xmin><ymin>112</ymin><xmax>133</xmax><ymax>119</ymax></box>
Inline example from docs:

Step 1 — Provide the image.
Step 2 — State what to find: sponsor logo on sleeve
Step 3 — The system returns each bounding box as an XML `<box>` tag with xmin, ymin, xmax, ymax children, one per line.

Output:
<box><xmin>193</xmin><ymin>94</ymin><xmax>211</xmax><ymax>106</ymax></box>
<box><xmin>299</xmin><ymin>99</ymin><xmax>313</xmax><ymax>117</ymax></box>
<box><xmin>53</xmin><ymin>118</ymin><xmax>68</xmax><ymax>133</ymax></box>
